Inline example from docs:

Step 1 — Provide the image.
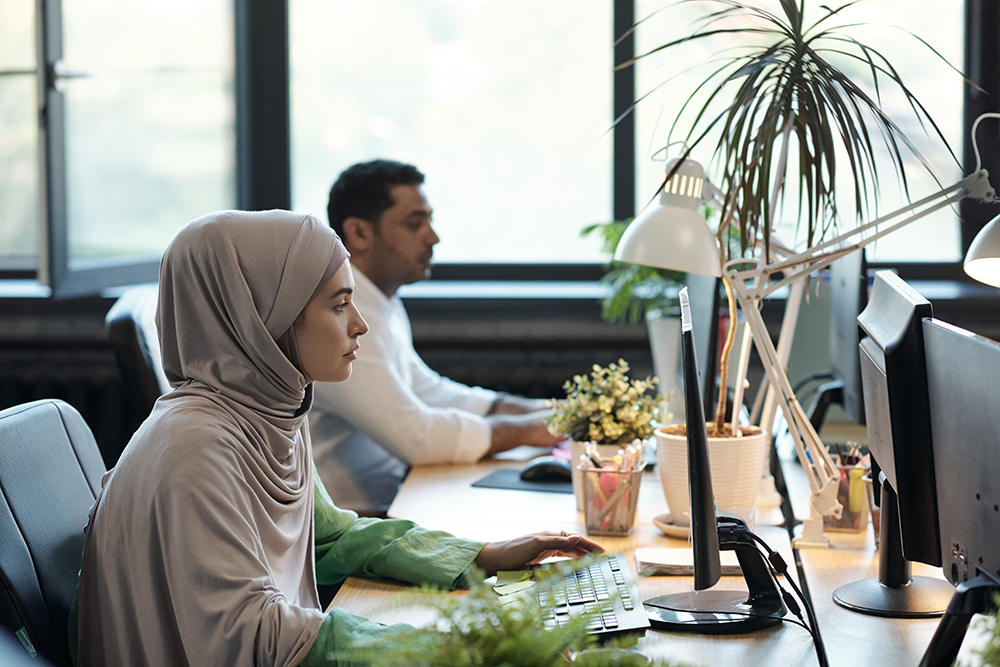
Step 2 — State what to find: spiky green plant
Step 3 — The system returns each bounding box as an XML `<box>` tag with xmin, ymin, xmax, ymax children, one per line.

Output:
<box><xmin>622</xmin><ymin>0</ymin><xmax>964</xmax><ymax>260</ymax></box>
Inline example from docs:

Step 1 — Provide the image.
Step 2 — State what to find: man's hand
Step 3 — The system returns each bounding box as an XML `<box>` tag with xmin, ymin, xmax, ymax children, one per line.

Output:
<box><xmin>485</xmin><ymin>411</ymin><xmax>563</xmax><ymax>458</ymax></box>
<box><xmin>488</xmin><ymin>394</ymin><xmax>551</xmax><ymax>416</ymax></box>
<box><xmin>472</xmin><ymin>531</ymin><xmax>605</xmax><ymax>576</ymax></box>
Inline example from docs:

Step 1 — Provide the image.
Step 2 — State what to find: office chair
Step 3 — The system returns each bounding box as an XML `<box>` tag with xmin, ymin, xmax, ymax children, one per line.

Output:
<box><xmin>105</xmin><ymin>284</ymin><xmax>171</xmax><ymax>451</ymax></box>
<box><xmin>0</xmin><ymin>399</ymin><xmax>106</xmax><ymax>667</ymax></box>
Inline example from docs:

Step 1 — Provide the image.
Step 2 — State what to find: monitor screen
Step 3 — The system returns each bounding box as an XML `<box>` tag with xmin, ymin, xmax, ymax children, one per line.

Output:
<box><xmin>828</xmin><ymin>249</ymin><xmax>868</xmax><ymax>425</ymax></box>
<box><xmin>923</xmin><ymin>318</ymin><xmax>1000</xmax><ymax>586</ymax></box>
<box><xmin>856</xmin><ymin>271</ymin><xmax>939</xmax><ymax>566</ymax></box>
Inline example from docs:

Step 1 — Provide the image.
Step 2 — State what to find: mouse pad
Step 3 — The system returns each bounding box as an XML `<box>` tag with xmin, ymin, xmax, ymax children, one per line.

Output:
<box><xmin>471</xmin><ymin>469</ymin><xmax>573</xmax><ymax>494</ymax></box>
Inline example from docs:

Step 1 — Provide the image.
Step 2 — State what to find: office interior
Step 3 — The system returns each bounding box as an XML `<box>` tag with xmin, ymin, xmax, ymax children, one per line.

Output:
<box><xmin>2</xmin><ymin>0</ymin><xmax>1000</xmax><ymax>469</ymax></box>
<box><xmin>7</xmin><ymin>2</ymin><xmax>1000</xmax><ymax>665</ymax></box>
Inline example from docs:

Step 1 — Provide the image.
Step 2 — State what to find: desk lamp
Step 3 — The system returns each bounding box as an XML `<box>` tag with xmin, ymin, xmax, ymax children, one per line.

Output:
<box><xmin>964</xmin><ymin>113</ymin><xmax>1000</xmax><ymax>288</ymax></box>
<box><xmin>965</xmin><ymin>216</ymin><xmax>1000</xmax><ymax>287</ymax></box>
<box><xmin>618</xmin><ymin>139</ymin><xmax>999</xmax><ymax>547</ymax></box>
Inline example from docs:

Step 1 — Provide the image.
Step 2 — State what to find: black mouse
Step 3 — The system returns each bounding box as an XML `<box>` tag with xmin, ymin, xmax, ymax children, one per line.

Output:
<box><xmin>519</xmin><ymin>456</ymin><xmax>573</xmax><ymax>482</ymax></box>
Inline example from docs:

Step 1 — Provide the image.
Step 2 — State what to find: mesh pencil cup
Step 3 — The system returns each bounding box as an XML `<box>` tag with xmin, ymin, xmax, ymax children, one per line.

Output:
<box><xmin>580</xmin><ymin>464</ymin><xmax>645</xmax><ymax>536</ymax></box>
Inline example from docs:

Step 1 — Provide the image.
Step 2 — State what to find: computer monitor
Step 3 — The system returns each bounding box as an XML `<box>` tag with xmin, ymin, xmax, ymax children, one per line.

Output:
<box><xmin>643</xmin><ymin>286</ymin><xmax>786</xmax><ymax>633</ymax></box>
<box><xmin>806</xmin><ymin>249</ymin><xmax>868</xmax><ymax>430</ymax></box>
<box><xmin>832</xmin><ymin>271</ymin><xmax>953</xmax><ymax>617</ymax></box>
<box><xmin>918</xmin><ymin>317</ymin><xmax>1000</xmax><ymax>665</ymax></box>
<box><xmin>680</xmin><ymin>272</ymin><xmax>721</xmax><ymax>418</ymax></box>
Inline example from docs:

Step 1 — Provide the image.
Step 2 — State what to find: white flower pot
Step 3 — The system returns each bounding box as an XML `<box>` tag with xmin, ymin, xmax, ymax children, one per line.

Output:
<box><xmin>655</xmin><ymin>424</ymin><xmax>769</xmax><ymax>526</ymax></box>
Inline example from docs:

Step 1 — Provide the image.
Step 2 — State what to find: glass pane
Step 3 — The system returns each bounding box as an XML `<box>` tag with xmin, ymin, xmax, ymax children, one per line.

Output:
<box><xmin>634</xmin><ymin>0</ymin><xmax>964</xmax><ymax>264</ymax></box>
<box><xmin>0</xmin><ymin>0</ymin><xmax>35</xmax><ymax>70</ymax></box>
<box><xmin>60</xmin><ymin>0</ymin><xmax>235</xmax><ymax>265</ymax></box>
<box><xmin>0</xmin><ymin>0</ymin><xmax>38</xmax><ymax>262</ymax></box>
<box><xmin>290</xmin><ymin>0</ymin><xmax>613</xmax><ymax>264</ymax></box>
<box><xmin>0</xmin><ymin>76</ymin><xmax>39</xmax><ymax>260</ymax></box>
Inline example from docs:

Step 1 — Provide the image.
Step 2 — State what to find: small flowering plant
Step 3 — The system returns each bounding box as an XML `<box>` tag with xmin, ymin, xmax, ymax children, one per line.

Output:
<box><xmin>545</xmin><ymin>359</ymin><xmax>665</xmax><ymax>446</ymax></box>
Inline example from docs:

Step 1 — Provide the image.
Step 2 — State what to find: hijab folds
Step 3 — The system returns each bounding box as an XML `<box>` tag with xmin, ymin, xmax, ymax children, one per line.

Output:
<box><xmin>77</xmin><ymin>210</ymin><xmax>349</xmax><ymax>667</ymax></box>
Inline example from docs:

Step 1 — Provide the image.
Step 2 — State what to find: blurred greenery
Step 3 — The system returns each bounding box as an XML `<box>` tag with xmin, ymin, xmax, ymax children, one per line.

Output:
<box><xmin>344</xmin><ymin>560</ymin><xmax>690</xmax><ymax>666</ymax></box>
<box><xmin>581</xmin><ymin>220</ymin><xmax>685</xmax><ymax>326</ymax></box>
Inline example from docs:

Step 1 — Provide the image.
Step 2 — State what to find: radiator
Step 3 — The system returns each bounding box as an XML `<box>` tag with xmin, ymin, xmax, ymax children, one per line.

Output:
<box><xmin>0</xmin><ymin>347</ymin><xmax>129</xmax><ymax>468</ymax></box>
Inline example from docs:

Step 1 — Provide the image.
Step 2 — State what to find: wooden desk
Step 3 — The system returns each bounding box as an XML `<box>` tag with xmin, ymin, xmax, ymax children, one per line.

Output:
<box><xmin>332</xmin><ymin>451</ymin><xmax>962</xmax><ymax>666</ymax></box>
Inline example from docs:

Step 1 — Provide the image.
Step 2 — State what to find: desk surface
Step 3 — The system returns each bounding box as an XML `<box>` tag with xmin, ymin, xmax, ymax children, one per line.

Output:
<box><xmin>332</xmin><ymin>447</ymin><xmax>970</xmax><ymax>667</ymax></box>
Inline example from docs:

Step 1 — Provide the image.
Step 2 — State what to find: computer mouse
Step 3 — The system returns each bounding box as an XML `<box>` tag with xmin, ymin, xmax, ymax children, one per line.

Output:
<box><xmin>519</xmin><ymin>456</ymin><xmax>573</xmax><ymax>482</ymax></box>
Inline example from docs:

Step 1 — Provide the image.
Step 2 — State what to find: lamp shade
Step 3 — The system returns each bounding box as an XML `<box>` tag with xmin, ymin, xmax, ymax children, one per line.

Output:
<box><xmin>615</xmin><ymin>157</ymin><xmax>722</xmax><ymax>277</ymax></box>
<box><xmin>964</xmin><ymin>213</ymin><xmax>1000</xmax><ymax>288</ymax></box>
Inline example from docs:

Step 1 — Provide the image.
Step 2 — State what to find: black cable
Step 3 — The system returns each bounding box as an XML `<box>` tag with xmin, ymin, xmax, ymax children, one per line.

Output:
<box><xmin>746</xmin><ymin>530</ymin><xmax>830</xmax><ymax>667</ymax></box>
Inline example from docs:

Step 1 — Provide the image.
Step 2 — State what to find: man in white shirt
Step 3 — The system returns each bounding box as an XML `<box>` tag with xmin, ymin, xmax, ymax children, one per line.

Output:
<box><xmin>311</xmin><ymin>159</ymin><xmax>562</xmax><ymax>516</ymax></box>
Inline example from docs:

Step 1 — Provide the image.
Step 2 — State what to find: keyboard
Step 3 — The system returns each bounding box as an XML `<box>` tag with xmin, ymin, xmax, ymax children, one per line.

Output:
<box><xmin>535</xmin><ymin>553</ymin><xmax>650</xmax><ymax>639</ymax></box>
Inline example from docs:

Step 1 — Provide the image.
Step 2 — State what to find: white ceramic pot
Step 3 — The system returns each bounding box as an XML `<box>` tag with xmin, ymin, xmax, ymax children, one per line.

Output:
<box><xmin>655</xmin><ymin>424</ymin><xmax>769</xmax><ymax>526</ymax></box>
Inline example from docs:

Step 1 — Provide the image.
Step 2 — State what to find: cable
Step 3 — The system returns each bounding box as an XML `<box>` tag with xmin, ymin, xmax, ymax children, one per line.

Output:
<box><xmin>745</xmin><ymin>530</ymin><xmax>830</xmax><ymax>667</ymax></box>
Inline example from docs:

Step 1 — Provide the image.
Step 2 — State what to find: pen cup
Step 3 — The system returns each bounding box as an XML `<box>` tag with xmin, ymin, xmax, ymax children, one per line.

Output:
<box><xmin>580</xmin><ymin>465</ymin><xmax>644</xmax><ymax>536</ymax></box>
<box><xmin>823</xmin><ymin>459</ymin><xmax>869</xmax><ymax>532</ymax></box>
<box><xmin>570</xmin><ymin>442</ymin><xmax>623</xmax><ymax>511</ymax></box>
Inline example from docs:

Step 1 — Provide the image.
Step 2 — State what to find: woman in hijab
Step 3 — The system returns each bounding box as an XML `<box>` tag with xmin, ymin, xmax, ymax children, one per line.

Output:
<box><xmin>74</xmin><ymin>210</ymin><xmax>600</xmax><ymax>667</ymax></box>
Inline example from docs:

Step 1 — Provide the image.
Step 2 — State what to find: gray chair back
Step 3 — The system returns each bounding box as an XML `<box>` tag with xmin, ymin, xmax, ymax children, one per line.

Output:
<box><xmin>105</xmin><ymin>285</ymin><xmax>171</xmax><ymax>460</ymax></box>
<box><xmin>0</xmin><ymin>399</ymin><xmax>105</xmax><ymax>666</ymax></box>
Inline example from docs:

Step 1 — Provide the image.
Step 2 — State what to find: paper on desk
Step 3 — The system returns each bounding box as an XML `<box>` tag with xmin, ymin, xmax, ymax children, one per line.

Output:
<box><xmin>635</xmin><ymin>548</ymin><xmax>741</xmax><ymax>576</ymax></box>
<box><xmin>493</xmin><ymin>570</ymin><xmax>536</xmax><ymax>599</ymax></box>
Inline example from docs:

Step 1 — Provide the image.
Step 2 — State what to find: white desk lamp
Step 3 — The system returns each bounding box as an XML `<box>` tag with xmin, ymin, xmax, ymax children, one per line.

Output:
<box><xmin>618</xmin><ymin>143</ymin><xmax>998</xmax><ymax>547</ymax></box>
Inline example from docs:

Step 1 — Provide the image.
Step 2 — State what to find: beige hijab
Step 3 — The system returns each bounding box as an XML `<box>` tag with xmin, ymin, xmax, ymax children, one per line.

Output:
<box><xmin>77</xmin><ymin>210</ymin><xmax>348</xmax><ymax>667</ymax></box>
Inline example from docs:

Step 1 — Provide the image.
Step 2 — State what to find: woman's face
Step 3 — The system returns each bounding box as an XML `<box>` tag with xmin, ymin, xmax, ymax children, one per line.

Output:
<box><xmin>292</xmin><ymin>261</ymin><xmax>369</xmax><ymax>383</ymax></box>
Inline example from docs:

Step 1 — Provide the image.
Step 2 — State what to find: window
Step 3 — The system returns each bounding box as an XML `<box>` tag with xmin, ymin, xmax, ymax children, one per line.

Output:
<box><xmin>633</xmin><ymin>0</ymin><xmax>965</xmax><ymax>264</ymax></box>
<box><xmin>0</xmin><ymin>1</ymin><xmax>989</xmax><ymax>295</ymax></box>
<box><xmin>289</xmin><ymin>0</ymin><xmax>614</xmax><ymax>265</ymax></box>
<box><xmin>0</xmin><ymin>0</ymin><xmax>38</xmax><ymax>267</ymax></box>
<box><xmin>0</xmin><ymin>0</ymin><xmax>234</xmax><ymax>296</ymax></box>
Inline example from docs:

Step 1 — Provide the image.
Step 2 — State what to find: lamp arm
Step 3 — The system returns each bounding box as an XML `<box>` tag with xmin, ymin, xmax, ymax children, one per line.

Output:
<box><xmin>725</xmin><ymin>262</ymin><xmax>843</xmax><ymax>545</ymax></box>
<box><xmin>750</xmin><ymin>170</ymin><xmax>996</xmax><ymax>301</ymax></box>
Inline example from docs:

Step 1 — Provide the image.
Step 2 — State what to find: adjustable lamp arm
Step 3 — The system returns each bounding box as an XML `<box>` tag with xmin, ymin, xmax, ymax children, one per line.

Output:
<box><xmin>724</xmin><ymin>169</ymin><xmax>997</xmax><ymax>546</ymax></box>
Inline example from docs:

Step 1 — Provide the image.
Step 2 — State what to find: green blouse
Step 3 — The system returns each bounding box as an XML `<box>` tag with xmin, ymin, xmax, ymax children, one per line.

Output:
<box><xmin>69</xmin><ymin>471</ymin><xmax>485</xmax><ymax>667</ymax></box>
<box><xmin>299</xmin><ymin>471</ymin><xmax>485</xmax><ymax>665</ymax></box>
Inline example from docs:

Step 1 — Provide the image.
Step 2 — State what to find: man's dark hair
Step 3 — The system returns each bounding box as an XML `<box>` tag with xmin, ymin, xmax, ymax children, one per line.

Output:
<box><xmin>327</xmin><ymin>159</ymin><xmax>425</xmax><ymax>237</ymax></box>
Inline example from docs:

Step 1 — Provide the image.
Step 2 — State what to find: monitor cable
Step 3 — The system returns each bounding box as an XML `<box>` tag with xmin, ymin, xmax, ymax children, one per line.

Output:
<box><xmin>746</xmin><ymin>529</ymin><xmax>830</xmax><ymax>667</ymax></box>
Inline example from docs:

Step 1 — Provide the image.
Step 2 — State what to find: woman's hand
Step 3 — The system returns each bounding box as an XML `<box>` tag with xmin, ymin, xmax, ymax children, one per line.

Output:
<box><xmin>472</xmin><ymin>531</ymin><xmax>605</xmax><ymax>576</ymax></box>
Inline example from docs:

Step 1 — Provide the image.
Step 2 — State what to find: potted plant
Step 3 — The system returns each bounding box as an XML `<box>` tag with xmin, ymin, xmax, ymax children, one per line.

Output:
<box><xmin>582</xmin><ymin>220</ymin><xmax>686</xmax><ymax>327</ymax></box>
<box><xmin>623</xmin><ymin>0</ymin><xmax>960</xmax><ymax>433</ymax></box>
<box><xmin>544</xmin><ymin>359</ymin><xmax>665</xmax><ymax>510</ymax></box>
<box><xmin>619</xmin><ymin>0</ymin><xmax>961</xmax><ymax>528</ymax></box>
<box><xmin>582</xmin><ymin>220</ymin><xmax>687</xmax><ymax>416</ymax></box>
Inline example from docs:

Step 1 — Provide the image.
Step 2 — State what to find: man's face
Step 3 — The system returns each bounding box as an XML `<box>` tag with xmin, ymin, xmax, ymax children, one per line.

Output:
<box><xmin>369</xmin><ymin>184</ymin><xmax>439</xmax><ymax>289</ymax></box>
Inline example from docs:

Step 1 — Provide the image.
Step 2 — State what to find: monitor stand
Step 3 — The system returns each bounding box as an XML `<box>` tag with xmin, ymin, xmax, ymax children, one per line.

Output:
<box><xmin>643</xmin><ymin>531</ymin><xmax>786</xmax><ymax>634</ymax></box>
<box><xmin>833</xmin><ymin>481</ymin><xmax>954</xmax><ymax>618</ymax></box>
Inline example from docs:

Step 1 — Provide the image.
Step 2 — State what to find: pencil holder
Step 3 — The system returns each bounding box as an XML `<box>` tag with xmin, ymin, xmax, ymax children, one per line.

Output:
<box><xmin>823</xmin><ymin>460</ymin><xmax>869</xmax><ymax>532</ymax></box>
<box><xmin>570</xmin><ymin>441</ymin><xmax>622</xmax><ymax>511</ymax></box>
<box><xmin>580</xmin><ymin>465</ymin><xmax>644</xmax><ymax>536</ymax></box>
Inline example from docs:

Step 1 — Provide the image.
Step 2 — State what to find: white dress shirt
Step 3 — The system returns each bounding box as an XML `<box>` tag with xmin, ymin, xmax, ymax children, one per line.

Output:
<box><xmin>310</xmin><ymin>269</ymin><xmax>497</xmax><ymax>515</ymax></box>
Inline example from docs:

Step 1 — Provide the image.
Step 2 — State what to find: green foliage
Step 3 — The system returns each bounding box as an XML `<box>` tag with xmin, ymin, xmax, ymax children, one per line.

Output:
<box><xmin>347</xmin><ymin>561</ymin><xmax>684</xmax><ymax>666</ymax></box>
<box><xmin>544</xmin><ymin>360</ymin><xmax>664</xmax><ymax>445</ymax></box>
<box><xmin>582</xmin><ymin>221</ymin><xmax>685</xmax><ymax>325</ymax></box>
<box><xmin>626</xmin><ymin>0</ymin><xmax>963</xmax><ymax>260</ymax></box>
<box><xmin>965</xmin><ymin>593</ymin><xmax>1000</xmax><ymax>667</ymax></box>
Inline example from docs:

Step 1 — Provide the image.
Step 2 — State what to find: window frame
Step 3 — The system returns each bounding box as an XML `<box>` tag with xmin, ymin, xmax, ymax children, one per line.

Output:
<box><xmin>5</xmin><ymin>0</ymin><xmax>997</xmax><ymax>294</ymax></box>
